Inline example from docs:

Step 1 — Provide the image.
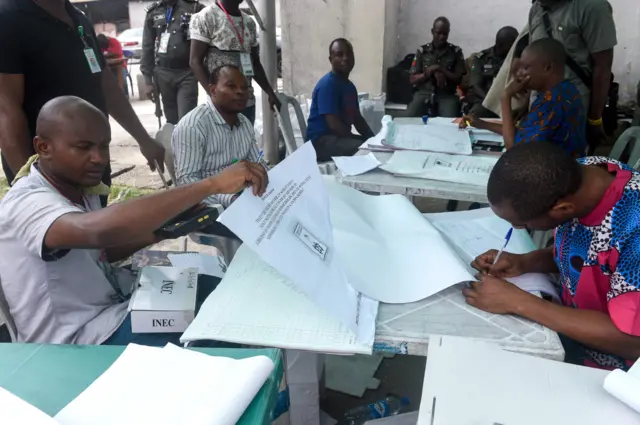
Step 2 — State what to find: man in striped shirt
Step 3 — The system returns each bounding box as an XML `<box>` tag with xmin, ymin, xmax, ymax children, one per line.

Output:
<box><xmin>172</xmin><ymin>64</ymin><xmax>260</xmax><ymax>212</ymax></box>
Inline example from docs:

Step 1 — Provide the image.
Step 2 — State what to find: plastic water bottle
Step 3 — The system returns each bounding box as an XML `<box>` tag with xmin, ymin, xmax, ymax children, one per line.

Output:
<box><xmin>340</xmin><ymin>395</ymin><xmax>410</xmax><ymax>425</ymax></box>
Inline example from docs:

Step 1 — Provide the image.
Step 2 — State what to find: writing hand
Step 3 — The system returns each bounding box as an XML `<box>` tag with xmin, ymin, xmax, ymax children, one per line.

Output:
<box><xmin>462</xmin><ymin>274</ymin><xmax>532</xmax><ymax>314</ymax></box>
<box><xmin>470</xmin><ymin>249</ymin><xmax>526</xmax><ymax>278</ymax></box>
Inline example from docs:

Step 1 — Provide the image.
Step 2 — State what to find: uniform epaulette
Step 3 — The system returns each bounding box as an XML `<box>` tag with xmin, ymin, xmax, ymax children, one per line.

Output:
<box><xmin>451</xmin><ymin>44</ymin><xmax>462</xmax><ymax>53</ymax></box>
<box><xmin>145</xmin><ymin>1</ymin><xmax>162</xmax><ymax>13</ymax></box>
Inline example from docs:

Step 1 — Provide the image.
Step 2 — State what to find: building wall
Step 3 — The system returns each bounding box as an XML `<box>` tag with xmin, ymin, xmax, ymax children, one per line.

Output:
<box><xmin>281</xmin><ymin>0</ymin><xmax>397</xmax><ymax>97</ymax></box>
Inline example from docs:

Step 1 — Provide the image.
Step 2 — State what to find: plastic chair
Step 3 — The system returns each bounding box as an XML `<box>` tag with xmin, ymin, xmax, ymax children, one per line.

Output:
<box><xmin>275</xmin><ymin>93</ymin><xmax>338</xmax><ymax>174</ymax></box>
<box><xmin>123</xmin><ymin>50</ymin><xmax>135</xmax><ymax>98</ymax></box>
<box><xmin>608</xmin><ymin>127</ymin><xmax>640</xmax><ymax>165</ymax></box>
<box><xmin>0</xmin><ymin>278</ymin><xmax>18</xmax><ymax>342</ymax></box>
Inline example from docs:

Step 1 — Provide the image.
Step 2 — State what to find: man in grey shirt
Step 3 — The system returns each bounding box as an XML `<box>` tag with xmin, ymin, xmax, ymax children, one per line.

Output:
<box><xmin>529</xmin><ymin>0</ymin><xmax>616</xmax><ymax>150</ymax></box>
<box><xmin>172</xmin><ymin>64</ymin><xmax>262</xmax><ymax>213</ymax></box>
<box><xmin>0</xmin><ymin>96</ymin><xmax>267</xmax><ymax>345</ymax></box>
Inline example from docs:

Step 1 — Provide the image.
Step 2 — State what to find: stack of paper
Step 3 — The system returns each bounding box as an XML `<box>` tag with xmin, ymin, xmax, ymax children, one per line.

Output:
<box><xmin>419</xmin><ymin>337</ymin><xmax>640</xmax><ymax>425</ymax></box>
<box><xmin>360</xmin><ymin>115</ymin><xmax>394</xmax><ymax>152</ymax></box>
<box><xmin>54</xmin><ymin>344</ymin><xmax>274</xmax><ymax>425</ymax></box>
<box><xmin>382</xmin><ymin>122</ymin><xmax>473</xmax><ymax>155</ymax></box>
<box><xmin>380</xmin><ymin>150</ymin><xmax>499</xmax><ymax>186</ymax></box>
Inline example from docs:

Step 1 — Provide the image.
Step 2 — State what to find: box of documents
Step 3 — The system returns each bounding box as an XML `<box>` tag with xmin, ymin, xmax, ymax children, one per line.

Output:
<box><xmin>128</xmin><ymin>266</ymin><xmax>198</xmax><ymax>333</ymax></box>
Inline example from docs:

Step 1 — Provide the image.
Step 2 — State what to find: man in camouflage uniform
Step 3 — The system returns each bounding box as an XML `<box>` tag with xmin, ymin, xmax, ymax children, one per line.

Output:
<box><xmin>468</xmin><ymin>27</ymin><xmax>519</xmax><ymax>118</ymax></box>
<box><xmin>407</xmin><ymin>17</ymin><xmax>465</xmax><ymax>118</ymax></box>
<box><xmin>141</xmin><ymin>0</ymin><xmax>205</xmax><ymax>125</ymax></box>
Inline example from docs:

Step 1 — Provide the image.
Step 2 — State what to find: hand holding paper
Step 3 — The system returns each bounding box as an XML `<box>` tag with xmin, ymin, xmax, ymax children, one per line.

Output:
<box><xmin>463</xmin><ymin>274</ymin><xmax>533</xmax><ymax>315</ymax></box>
<box><xmin>213</xmin><ymin>161</ymin><xmax>268</xmax><ymax>196</ymax></box>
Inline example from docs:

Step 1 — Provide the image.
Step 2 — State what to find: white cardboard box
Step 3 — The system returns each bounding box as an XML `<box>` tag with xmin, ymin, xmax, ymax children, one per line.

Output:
<box><xmin>129</xmin><ymin>266</ymin><xmax>198</xmax><ymax>333</ymax></box>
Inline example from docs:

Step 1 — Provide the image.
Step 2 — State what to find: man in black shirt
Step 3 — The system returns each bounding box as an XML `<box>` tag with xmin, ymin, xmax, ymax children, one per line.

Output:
<box><xmin>0</xmin><ymin>0</ymin><xmax>165</xmax><ymax>188</ymax></box>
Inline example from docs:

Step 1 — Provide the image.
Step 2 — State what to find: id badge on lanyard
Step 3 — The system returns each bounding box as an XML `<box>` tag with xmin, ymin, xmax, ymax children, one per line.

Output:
<box><xmin>218</xmin><ymin>2</ymin><xmax>254</xmax><ymax>77</ymax></box>
<box><xmin>158</xmin><ymin>7</ymin><xmax>174</xmax><ymax>54</ymax></box>
<box><xmin>78</xmin><ymin>26</ymin><xmax>101</xmax><ymax>74</ymax></box>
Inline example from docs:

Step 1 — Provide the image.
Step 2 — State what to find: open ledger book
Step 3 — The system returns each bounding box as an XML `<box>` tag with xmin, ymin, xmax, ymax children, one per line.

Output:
<box><xmin>182</xmin><ymin>143</ymin><xmax>559</xmax><ymax>353</ymax></box>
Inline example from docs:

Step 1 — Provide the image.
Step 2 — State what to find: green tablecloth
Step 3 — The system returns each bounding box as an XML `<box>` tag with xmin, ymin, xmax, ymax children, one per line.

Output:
<box><xmin>0</xmin><ymin>343</ymin><xmax>284</xmax><ymax>425</ymax></box>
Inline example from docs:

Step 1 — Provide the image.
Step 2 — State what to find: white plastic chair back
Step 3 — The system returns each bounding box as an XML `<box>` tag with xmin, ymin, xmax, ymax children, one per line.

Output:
<box><xmin>155</xmin><ymin>123</ymin><xmax>176</xmax><ymax>183</ymax></box>
<box><xmin>275</xmin><ymin>93</ymin><xmax>338</xmax><ymax>175</ymax></box>
<box><xmin>276</xmin><ymin>93</ymin><xmax>307</xmax><ymax>155</ymax></box>
<box><xmin>0</xmin><ymin>278</ymin><xmax>18</xmax><ymax>342</ymax></box>
<box><xmin>609</xmin><ymin>127</ymin><xmax>640</xmax><ymax>166</ymax></box>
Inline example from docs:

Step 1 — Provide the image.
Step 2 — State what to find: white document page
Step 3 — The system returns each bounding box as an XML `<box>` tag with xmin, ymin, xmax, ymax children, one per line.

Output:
<box><xmin>604</xmin><ymin>360</ymin><xmax>640</xmax><ymax>413</ymax></box>
<box><xmin>55</xmin><ymin>344</ymin><xmax>274</xmax><ymax>425</ymax></box>
<box><xmin>419</xmin><ymin>336</ymin><xmax>640</xmax><ymax>425</ymax></box>
<box><xmin>425</xmin><ymin>208</ymin><xmax>560</xmax><ymax>301</ymax></box>
<box><xmin>181</xmin><ymin>245</ymin><xmax>379</xmax><ymax>354</ymax></box>
<box><xmin>332</xmin><ymin>153</ymin><xmax>382</xmax><ymax>176</ymax></box>
<box><xmin>382</xmin><ymin>122</ymin><xmax>473</xmax><ymax>155</ymax></box>
<box><xmin>380</xmin><ymin>151</ymin><xmax>498</xmax><ymax>186</ymax></box>
<box><xmin>326</xmin><ymin>180</ymin><xmax>475</xmax><ymax>303</ymax></box>
<box><xmin>0</xmin><ymin>387</ymin><xmax>59</xmax><ymax>425</ymax></box>
<box><xmin>168</xmin><ymin>252</ymin><xmax>227</xmax><ymax>278</ymax></box>
<box><xmin>218</xmin><ymin>142</ymin><xmax>363</xmax><ymax>335</ymax></box>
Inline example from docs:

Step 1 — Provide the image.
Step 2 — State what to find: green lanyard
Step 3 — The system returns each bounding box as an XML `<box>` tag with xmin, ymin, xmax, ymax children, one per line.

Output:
<box><xmin>77</xmin><ymin>25</ymin><xmax>89</xmax><ymax>48</ymax></box>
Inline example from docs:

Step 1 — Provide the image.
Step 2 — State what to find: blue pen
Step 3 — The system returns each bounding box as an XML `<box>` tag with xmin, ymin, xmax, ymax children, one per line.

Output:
<box><xmin>492</xmin><ymin>228</ymin><xmax>513</xmax><ymax>268</ymax></box>
<box><xmin>257</xmin><ymin>150</ymin><xmax>264</xmax><ymax>163</ymax></box>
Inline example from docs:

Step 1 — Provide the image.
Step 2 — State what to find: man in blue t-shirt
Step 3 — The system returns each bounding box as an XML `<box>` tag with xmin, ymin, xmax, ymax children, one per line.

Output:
<box><xmin>306</xmin><ymin>38</ymin><xmax>374</xmax><ymax>162</ymax></box>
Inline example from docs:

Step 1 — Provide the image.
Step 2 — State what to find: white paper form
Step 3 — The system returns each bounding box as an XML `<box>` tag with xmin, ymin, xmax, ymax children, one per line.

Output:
<box><xmin>425</xmin><ymin>208</ymin><xmax>560</xmax><ymax>301</ymax></box>
<box><xmin>326</xmin><ymin>181</ymin><xmax>475</xmax><ymax>303</ymax></box>
<box><xmin>604</xmin><ymin>359</ymin><xmax>640</xmax><ymax>413</ymax></box>
<box><xmin>332</xmin><ymin>153</ymin><xmax>382</xmax><ymax>176</ymax></box>
<box><xmin>380</xmin><ymin>150</ymin><xmax>498</xmax><ymax>186</ymax></box>
<box><xmin>418</xmin><ymin>336</ymin><xmax>640</xmax><ymax>425</ymax></box>
<box><xmin>382</xmin><ymin>122</ymin><xmax>473</xmax><ymax>155</ymax></box>
<box><xmin>0</xmin><ymin>387</ymin><xmax>59</xmax><ymax>425</ymax></box>
<box><xmin>181</xmin><ymin>245</ymin><xmax>379</xmax><ymax>354</ymax></box>
<box><xmin>218</xmin><ymin>142</ymin><xmax>364</xmax><ymax>336</ymax></box>
<box><xmin>55</xmin><ymin>343</ymin><xmax>274</xmax><ymax>425</ymax></box>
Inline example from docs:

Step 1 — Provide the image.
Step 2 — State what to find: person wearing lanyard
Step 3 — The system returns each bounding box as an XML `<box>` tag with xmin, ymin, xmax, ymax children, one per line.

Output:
<box><xmin>0</xmin><ymin>0</ymin><xmax>165</xmax><ymax>203</ymax></box>
<box><xmin>141</xmin><ymin>0</ymin><xmax>205</xmax><ymax>125</ymax></box>
<box><xmin>0</xmin><ymin>96</ymin><xmax>267</xmax><ymax>346</ymax></box>
<box><xmin>466</xmin><ymin>141</ymin><xmax>640</xmax><ymax>371</ymax></box>
<box><xmin>189</xmin><ymin>0</ymin><xmax>281</xmax><ymax>124</ymax></box>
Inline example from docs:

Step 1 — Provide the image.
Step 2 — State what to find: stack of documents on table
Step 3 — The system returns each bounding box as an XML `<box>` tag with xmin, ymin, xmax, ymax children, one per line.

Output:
<box><xmin>380</xmin><ymin>150</ymin><xmax>499</xmax><ymax>186</ymax></box>
<box><xmin>418</xmin><ymin>336</ymin><xmax>640</xmax><ymax>425</ymax></box>
<box><xmin>2</xmin><ymin>344</ymin><xmax>274</xmax><ymax>425</ymax></box>
<box><xmin>382</xmin><ymin>122</ymin><xmax>473</xmax><ymax>155</ymax></box>
<box><xmin>360</xmin><ymin>115</ymin><xmax>394</xmax><ymax>152</ymax></box>
<box><xmin>425</xmin><ymin>208</ymin><xmax>559</xmax><ymax>301</ymax></box>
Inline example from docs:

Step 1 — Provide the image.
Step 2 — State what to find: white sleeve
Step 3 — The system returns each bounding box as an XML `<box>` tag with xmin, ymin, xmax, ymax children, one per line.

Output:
<box><xmin>189</xmin><ymin>9</ymin><xmax>213</xmax><ymax>44</ymax></box>
<box><xmin>2</xmin><ymin>187</ymin><xmax>83</xmax><ymax>259</ymax></box>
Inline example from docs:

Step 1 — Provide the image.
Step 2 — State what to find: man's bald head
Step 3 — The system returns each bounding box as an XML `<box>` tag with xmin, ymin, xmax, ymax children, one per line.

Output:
<box><xmin>35</xmin><ymin>96</ymin><xmax>111</xmax><ymax>187</ymax></box>
<box><xmin>36</xmin><ymin>96</ymin><xmax>109</xmax><ymax>141</ymax></box>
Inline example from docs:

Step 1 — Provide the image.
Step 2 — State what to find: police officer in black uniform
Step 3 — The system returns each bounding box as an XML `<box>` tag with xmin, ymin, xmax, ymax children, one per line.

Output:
<box><xmin>468</xmin><ymin>26</ymin><xmax>519</xmax><ymax>118</ymax></box>
<box><xmin>408</xmin><ymin>17</ymin><xmax>465</xmax><ymax>118</ymax></box>
<box><xmin>141</xmin><ymin>0</ymin><xmax>205</xmax><ymax>125</ymax></box>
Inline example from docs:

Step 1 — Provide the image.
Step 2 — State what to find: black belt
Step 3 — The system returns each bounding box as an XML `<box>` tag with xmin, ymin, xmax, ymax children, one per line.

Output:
<box><xmin>156</xmin><ymin>58</ymin><xmax>190</xmax><ymax>70</ymax></box>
